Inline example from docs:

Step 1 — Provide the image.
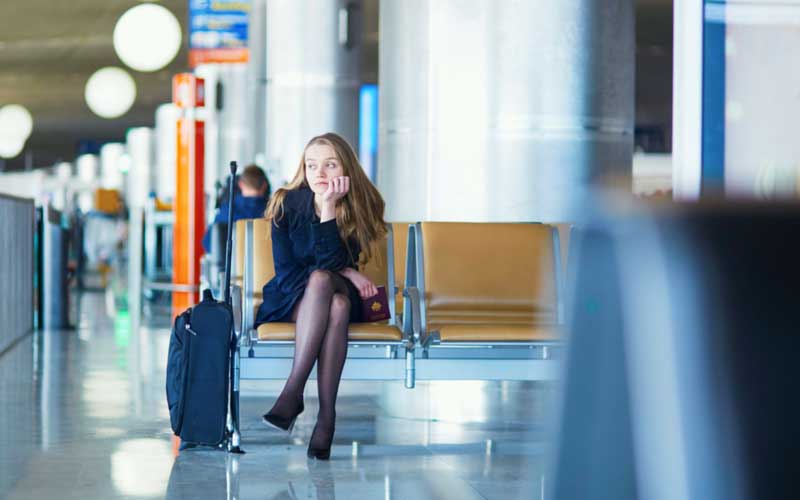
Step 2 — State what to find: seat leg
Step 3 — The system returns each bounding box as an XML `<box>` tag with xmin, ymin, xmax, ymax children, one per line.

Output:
<box><xmin>405</xmin><ymin>348</ymin><xmax>415</xmax><ymax>389</ymax></box>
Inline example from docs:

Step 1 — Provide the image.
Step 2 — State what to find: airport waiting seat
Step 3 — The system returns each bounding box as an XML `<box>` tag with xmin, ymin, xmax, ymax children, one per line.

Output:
<box><xmin>232</xmin><ymin>219</ymin><xmax>561</xmax><ymax>393</ymax></box>
<box><xmin>243</xmin><ymin>220</ymin><xmax>407</xmax><ymax>342</ymax></box>
<box><xmin>406</xmin><ymin>222</ymin><xmax>562</xmax><ymax>346</ymax></box>
<box><xmin>234</xmin><ymin>219</ymin><xmax>417</xmax><ymax>388</ymax></box>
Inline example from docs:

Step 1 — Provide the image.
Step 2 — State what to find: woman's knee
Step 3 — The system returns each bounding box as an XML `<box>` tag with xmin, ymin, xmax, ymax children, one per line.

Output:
<box><xmin>307</xmin><ymin>270</ymin><xmax>336</xmax><ymax>295</ymax></box>
<box><xmin>329</xmin><ymin>293</ymin><xmax>351</xmax><ymax>322</ymax></box>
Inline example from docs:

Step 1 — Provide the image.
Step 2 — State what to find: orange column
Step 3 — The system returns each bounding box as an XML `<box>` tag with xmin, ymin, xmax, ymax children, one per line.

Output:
<box><xmin>172</xmin><ymin>74</ymin><xmax>206</xmax><ymax>319</ymax></box>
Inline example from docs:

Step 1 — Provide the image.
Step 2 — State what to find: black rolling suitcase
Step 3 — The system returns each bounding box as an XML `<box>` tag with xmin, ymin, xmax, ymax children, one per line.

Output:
<box><xmin>166</xmin><ymin>161</ymin><xmax>243</xmax><ymax>453</ymax></box>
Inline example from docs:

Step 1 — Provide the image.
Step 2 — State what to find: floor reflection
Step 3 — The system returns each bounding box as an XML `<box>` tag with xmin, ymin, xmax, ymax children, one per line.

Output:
<box><xmin>1</xmin><ymin>290</ymin><xmax>554</xmax><ymax>500</ymax></box>
<box><xmin>163</xmin><ymin>443</ymin><xmax>547</xmax><ymax>500</ymax></box>
<box><xmin>0</xmin><ymin>331</ymin><xmax>36</xmax><ymax>493</ymax></box>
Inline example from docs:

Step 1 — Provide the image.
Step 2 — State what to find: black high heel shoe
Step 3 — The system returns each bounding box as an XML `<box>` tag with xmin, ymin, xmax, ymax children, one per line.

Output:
<box><xmin>306</xmin><ymin>424</ymin><xmax>334</xmax><ymax>460</ymax></box>
<box><xmin>262</xmin><ymin>399</ymin><xmax>304</xmax><ymax>433</ymax></box>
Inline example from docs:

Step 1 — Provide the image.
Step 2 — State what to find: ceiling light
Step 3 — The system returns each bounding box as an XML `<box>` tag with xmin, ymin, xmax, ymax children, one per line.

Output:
<box><xmin>113</xmin><ymin>4</ymin><xmax>182</xmax><ymax>72</ymax></box>
<box><xmin>85</xmin><ymin>67</ymin><xmax>137</xmax><ymax>119</ymax></box>
<box><xmin>0</xmin><ymin>104</ymin><xmax>34</xmax><ymax>141</ymax></box>
<box><xmin>0</xmin><ymin>135</ymin><xmax>25</xmax><ymax>159</ymax></box>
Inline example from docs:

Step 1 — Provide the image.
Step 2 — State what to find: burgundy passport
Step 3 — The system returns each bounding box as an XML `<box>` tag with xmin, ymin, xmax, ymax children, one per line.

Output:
<box><xmin>361</xmin><ymin>285</ymin><xmax>391</xmax><ymax>322</ymax></box>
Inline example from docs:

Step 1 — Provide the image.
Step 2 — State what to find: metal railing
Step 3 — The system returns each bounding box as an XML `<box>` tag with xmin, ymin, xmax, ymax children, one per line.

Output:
<box><xmin>0</xmin><ymin>193</ymin><xmax>35</xmax><ymax>353</ymax></box>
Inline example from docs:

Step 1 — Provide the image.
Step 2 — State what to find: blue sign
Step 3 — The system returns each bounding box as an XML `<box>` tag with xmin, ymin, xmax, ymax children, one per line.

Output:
<box><xmin>359</xmin><ymin>85</ymin><xmax>379</xmax><ymax>181</ymax></box>
<box><xmin>189</xmin><ymin>0</ymin><xmax>250</xmax><ymax>66</ymax></box>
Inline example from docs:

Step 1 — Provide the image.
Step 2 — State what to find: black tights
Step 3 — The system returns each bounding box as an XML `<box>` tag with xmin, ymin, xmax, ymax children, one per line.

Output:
<box><xmin>268</xmin><ymin>270</ymin><xmax>351</xmax><ymax>450</ymax></box>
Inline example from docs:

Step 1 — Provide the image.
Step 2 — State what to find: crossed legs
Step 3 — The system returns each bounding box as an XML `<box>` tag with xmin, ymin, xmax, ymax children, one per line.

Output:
<box><xmin>267</xmin><ymin>270</ymin><xmax>351</xmax><ymax>451</ymax></box>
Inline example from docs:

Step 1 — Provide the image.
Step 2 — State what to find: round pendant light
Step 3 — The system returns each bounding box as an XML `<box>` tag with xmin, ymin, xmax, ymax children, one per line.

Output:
<box><xmin>85</xmin><ymin>67</ymin><xmax>137</xmax><ymax>119</ymax></box>
<box><xmin>113</xmin><ymin>4</ymin><xmax>182</xmax><ymax>72</ymax></box>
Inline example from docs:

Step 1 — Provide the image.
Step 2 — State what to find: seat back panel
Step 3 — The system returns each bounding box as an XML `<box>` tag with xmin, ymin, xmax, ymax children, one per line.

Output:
<box><xmin>249</xmin><ymin>220</ymin><xmax>397</xmax><ymax>325</ymax></box>
<box><xmin>420</xmin><ymin>222</ymin><xmax>558</xmax><ymax>324</ymax></box>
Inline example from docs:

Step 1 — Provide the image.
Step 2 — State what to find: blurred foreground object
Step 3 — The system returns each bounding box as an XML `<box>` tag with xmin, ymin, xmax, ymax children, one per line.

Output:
<box><xmin>551</xmin><ymin>200</ymin><xmax>800</xmax><ymax>500</ymax></box>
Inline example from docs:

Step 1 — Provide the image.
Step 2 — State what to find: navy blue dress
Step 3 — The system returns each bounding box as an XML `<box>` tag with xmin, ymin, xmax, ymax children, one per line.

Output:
<box><xmin>254</xmin><ymin>187</ymin><xmax>363</xmax><ymax>325</ymax></box>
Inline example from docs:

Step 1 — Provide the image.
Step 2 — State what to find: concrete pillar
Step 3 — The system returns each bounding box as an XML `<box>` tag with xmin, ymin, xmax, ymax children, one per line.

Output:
<box><xmin>378</xmin><ymin>0</ymin><xmax>635</xmax><ymax>222</ymax></box>
<box><xmin>248</xmin><ymin>0</ymin><xmax>268</xmax><ymax>169</ymax></box>
<box><xmin>100</xmin><ymin>143</ymin><xmax>125</xmax><ymax>191</ymax></box>
<box><xmin>126</xmin><ymin>127</ymin><xmax>155</xmax><ymax>210</ymax></box>
<box><xmin>264</xmin><ymin>0</ymin><xmax>362</xmax><ymax>185</ymax></box>
<box><xmin>196</xmin><ymin>63</ymin><xmax>253</xmax><ymax>198</ymax></box>
<box><xmin>155</xmin><ymin>103</ymin><xmax>179</xmax><ymax>202</ymax></box>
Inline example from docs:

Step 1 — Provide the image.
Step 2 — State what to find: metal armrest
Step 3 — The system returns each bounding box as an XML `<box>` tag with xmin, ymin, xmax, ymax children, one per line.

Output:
<box><xmin>402</xmin><ymin>286</ymin><xmax>422</xmax><ymax>389</ymax></box>
<box><xmin>248</xmin><ymin>327</ymin><xmax>259</xmax><ymax>344</ymax></box>
<box><xmin>403</xmin><ymin>286</ymin><xmax>423</xmax><ymax>345</ymax></box>
<box><xmin>231</xmin><ymin>283</ymin><xmax>243</xmax><ymax>340</ymax></box>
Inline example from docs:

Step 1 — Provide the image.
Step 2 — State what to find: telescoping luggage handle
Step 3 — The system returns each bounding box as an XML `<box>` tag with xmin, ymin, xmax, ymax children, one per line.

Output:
<box><xmin>224</xmin><ymin>161</ymin><xmax>237</xmax><ymax>306</ymax></box>
<box><xmin>225</xmin><ymin>161</ymin><xmax>244</xmax><ymax>454</ymax></box>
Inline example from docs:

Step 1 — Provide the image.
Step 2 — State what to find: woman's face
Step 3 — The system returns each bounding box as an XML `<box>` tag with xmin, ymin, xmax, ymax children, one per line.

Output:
<box><xmin>305</xmin><ymin>143</ymin><xmax>345</xmax><ymax>195</ymax></box>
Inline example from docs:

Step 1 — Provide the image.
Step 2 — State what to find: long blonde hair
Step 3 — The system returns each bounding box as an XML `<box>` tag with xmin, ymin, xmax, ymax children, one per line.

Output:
<box><xmin>265</xmin><ymin>133</ymin><xmax>387</xmax><ymax>266</ymax></box>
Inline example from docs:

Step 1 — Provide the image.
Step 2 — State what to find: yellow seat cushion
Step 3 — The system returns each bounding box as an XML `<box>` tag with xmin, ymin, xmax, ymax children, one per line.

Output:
<box><xmin>435</xmin><ymin>324</ymin><xmax>561</xmax><ymax>342</ymax></box>
<box><xmin>258</xmin><ymin>322</ymin><xmax>403</xmax><ymax>341</ymax></box>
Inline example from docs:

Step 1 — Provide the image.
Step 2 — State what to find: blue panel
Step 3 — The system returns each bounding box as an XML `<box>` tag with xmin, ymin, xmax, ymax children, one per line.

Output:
<box><xmin>189</xmin><ymin>0</ymin><xmax>250</xmax><ymax>50</ymax></box>
<box><xmin>702</xmin><ymin>1</ymin><xmax>726</xmax><ymax>194</ymax></box>
<box><xmin>359</xmin><ymin>84</ymin><xmax>379</xmax><ymax>181</ymax></box>
<box><xmin>76</xmin><ymin>139</ymin><xmax>104</xmax><ymax>156</ymax></box>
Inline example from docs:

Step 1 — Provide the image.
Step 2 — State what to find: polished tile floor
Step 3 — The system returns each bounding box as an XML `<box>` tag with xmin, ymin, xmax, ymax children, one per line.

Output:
<box><xmin>1</xmin><ymin>291</ymin><xmax>557</xmax><ymax>500</ymax></box>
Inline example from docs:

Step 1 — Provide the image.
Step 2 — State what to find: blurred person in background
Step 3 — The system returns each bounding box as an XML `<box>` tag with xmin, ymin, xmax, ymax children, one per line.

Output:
<box><xmin>201</xmin><ymin>164</ymin><xmax>270</xmax><ymax>252</ymax></box>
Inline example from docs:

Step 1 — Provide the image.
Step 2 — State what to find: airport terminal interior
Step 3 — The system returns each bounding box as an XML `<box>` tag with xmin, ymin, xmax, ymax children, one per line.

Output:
<box><xmin>1</xmin><ymin>1</ymin><xmax>797</xmax><ymax>499</ymax></box>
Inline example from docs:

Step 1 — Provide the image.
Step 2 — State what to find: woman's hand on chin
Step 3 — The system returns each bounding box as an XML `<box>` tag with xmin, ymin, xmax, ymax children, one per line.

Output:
<box><xmin>321</xmin><ymin>176</ymin><xmax>350</xmax><ymax>204</ymax></box>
